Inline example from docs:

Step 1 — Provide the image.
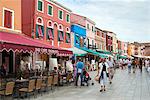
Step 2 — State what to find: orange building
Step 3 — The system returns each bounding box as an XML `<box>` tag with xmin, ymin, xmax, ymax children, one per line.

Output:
<box><xmin>0</xmin><ymin>0</ymin><xmax>21</xmax><ymax>33</ymax></box>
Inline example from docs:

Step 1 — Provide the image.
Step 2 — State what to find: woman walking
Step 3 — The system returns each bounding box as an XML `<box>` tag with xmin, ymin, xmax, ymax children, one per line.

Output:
<box><xmin>97</xmin><ymin>58</ymin><xmax>109</xmax><ymax>92</ymax></box>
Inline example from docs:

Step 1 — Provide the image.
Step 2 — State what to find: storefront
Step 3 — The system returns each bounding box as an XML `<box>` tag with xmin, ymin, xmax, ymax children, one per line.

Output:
<box><xmin>0</xmin><ymin>32</ymin><xmax>73</xmax><ymax>78</ymax></box>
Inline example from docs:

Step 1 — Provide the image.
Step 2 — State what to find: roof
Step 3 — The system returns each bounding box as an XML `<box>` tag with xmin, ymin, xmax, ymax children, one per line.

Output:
<box><xmin>50</xmin><ymin>0</ymin><xmax>72</xmax><ymax>12</ymax></box>
<box><xmin>71</xmin><ymin>13</ymin><xmax>95</xmax><ymax>24</ymax></box>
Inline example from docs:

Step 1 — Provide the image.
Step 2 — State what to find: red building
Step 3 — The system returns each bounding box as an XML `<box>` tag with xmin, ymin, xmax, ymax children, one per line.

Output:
<box><xmin>104</xmin><ymin>30</ymin><xmax>113</xmax><ymax>52</ymax></box>
<box><xmin>117</xmin><ymin>40</ymin><xmax>122</xmax><ymax>53</ymax></box>
<box><xmin>21</xmin><ymin>0</ymin><xmax>72</xmax><ymax>48</ymax></box>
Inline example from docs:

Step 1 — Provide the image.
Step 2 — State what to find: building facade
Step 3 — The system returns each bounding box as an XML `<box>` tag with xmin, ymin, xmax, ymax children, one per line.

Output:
<box><xmin>71</xmin><ymin>24</ymin><xmax>86</xmax><ymax>49</ymax></box>
<box><xmin>105</xmin><ymin>30</ymin><xmax>113</xmax><ymax>52</ymax></box>
<box><xmin>22</xmin><ymin>0</ymin><xmax>72</xmax><ymax>48</ymax></box>
<box><xmin>95</xmin><ymin>27</ymin><xmax>106</xmax><ymax>51</ymax></box>
<box><xmin>0</xmin><ymin>0</ymin><xmax>22</xmax><ymax>33</ymax></box>
<box><xmin>86</xmin><ymin>18</ymin><xmax>96</xmax><ymax>50</ymax></box>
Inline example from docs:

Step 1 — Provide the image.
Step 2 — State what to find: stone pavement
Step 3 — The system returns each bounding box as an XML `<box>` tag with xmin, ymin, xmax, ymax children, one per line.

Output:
<box><xmin>25</xmin><ymin>68</ymin><xmax>150</xmax><ymax>100</ymax></box>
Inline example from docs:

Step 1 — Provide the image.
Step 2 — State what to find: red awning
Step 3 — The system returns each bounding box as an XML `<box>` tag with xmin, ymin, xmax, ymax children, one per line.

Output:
<box><xmin>0</xmin><ymin>32</ymin><xmax>73</xmax><ymax>56</ymax></box>
<box><xmin>0</xmin><ymin>32</ymin><xmax>55</xmax><ymax>53</ymax></box>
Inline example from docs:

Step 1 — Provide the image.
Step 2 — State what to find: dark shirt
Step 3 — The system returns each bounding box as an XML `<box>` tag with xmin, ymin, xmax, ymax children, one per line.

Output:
<box><xmin>102</xmin><ymin>63</ymin><xmax>106</xmax><ymax>72</ymax></box>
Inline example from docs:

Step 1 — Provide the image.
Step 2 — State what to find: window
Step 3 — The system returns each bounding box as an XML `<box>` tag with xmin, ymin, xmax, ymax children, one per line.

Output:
<box><xmin>58</xmin><ymin>31</ymin><xmax>64</xmax><ymax>41</ymax></box>
<box><xmin>4</xmin><ymin>10</ymin><xmax>12</xmax><ymax>28</ymax></box>
<box><xmin>58</xmin><ymin>10</ymin><xmax>63</xmax><ymax>20</ymax></box>
<box><xmin>66</xmin><ymin>14</ymin><xmax>70</xmax><ymax>23</ymax></box>
<box><xmin>48</xmin><ymin>4</ymin><xmax>53</xmax><ymax>16</ymax></box>
<box><xmin>87</xmin><ymin>24</ymin><xmax>89</xmax><ymax>29</ymax></box>
<box><xmin>92</xmin><ymin>26</ymin><xmax>94</xmax><ymax>32</ymax></box>
<box><xmin>92</xmin><ymin>40</ymin><xmax>94</xmax><ymax>45</ymax></box>
<box><xmin>36</xmin><ymin>25</ymin><xmax>44</xmax><ymax>38</ymax></box>
<box><xmin>37</xmin><ymin>0</ymin><xmax>43</xmax><ymax>12</ymax></box>
<box><xmin>66</xmin><ymin>33</ymin><xmax>71</xmax><ymax>43</ymax></box>
<box><xmin>47</xmin><ymin>28</ymin><xmax>54</xmax><ymax>40</ymax></box>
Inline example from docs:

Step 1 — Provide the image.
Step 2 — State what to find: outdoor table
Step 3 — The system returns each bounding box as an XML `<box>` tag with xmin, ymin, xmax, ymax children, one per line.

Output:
<box><xmin>15</xmin><ymin>79</ymin><xmax>29</xmax><ymax>83</ymax></box>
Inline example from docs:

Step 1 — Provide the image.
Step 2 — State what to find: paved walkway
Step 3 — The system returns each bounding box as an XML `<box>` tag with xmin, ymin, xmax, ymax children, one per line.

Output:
<box><xmin>26</xmin><ymin>68</ymin><xmax>150</xmax><ymax>100</ymax></box>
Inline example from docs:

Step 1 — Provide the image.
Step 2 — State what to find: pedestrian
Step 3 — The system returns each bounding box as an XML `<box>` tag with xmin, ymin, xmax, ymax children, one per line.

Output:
<box><xmin>139</xmin><ymin>59</ymin><xmax>143</xmax><ymax>73</ymax></box>
<box><xmin>0</xmin><ymin>62</ymin><xmax>7</xmax><ymax>78</ymax></box>
<box><xmin>97</xmin><ymin>58</ymin><xmax>109</xmax><ymax>92</ymax></box>
<box><xmin>145</xmin><ymin>59</ymin><xmax>149</xmax><ymax>71</ymax></box>
<box><xmin>132</xmin><ymin>59</ymin><xmax>136</xmax><ymax>73</ymax></box>
<box><xmin>127</xmin><ymin>58</ymin><xmax>132</xmax><ymax>73</ymax></box>
<box><xmin>107</xmin><ymin>57</ymin><xmax>114</xmax><ymax>84</ymax></box>
<box><xmin>75</xmin><ymin>58</ymin><xmax>84</xmax><ymax>86</ymax></box>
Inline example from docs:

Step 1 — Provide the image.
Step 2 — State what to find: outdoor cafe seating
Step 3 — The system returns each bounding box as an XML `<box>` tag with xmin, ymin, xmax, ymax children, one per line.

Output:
<box><xmin>0</xmin><ymin>70</ymin><xmax>73</xmax><ymax>99</ymax></box>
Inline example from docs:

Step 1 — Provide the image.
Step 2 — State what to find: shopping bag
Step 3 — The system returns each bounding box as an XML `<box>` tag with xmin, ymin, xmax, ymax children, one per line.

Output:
<box><xmin>94</xmin><ymin>75</ymin><xmax>99</xmax><ymax>82</ymax></box>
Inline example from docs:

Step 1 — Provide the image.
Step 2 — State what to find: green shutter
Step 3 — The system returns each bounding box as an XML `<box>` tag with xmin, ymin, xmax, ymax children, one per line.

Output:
<box><xmin>58</xmin><ymin>30</ymin><xmax>60</xmax><ymax>41</ymax></box>
<box><xmin>38</xmin><ymin>0</ymin><xmax>42</xmax><ymax>11</ymax></box>
<box><xmin>36</xmin><ymin>25</ymin><xmax>39</xmax><ymax>38</ymax></box>
<box><xmin>59</xmin><ymin>11</ymin><xmax>62</xmax><ymax>19</ymax></box>
<box><xmin>66</xmin><ymin>15</ymin><xmax>69</xmax><ymax>22</ymax></box>
<box><xmin>48</xmin><ymin>5</ymin><xmax>52</xmax><ymax>15</ymax></box>
<box><xmin>46</xmin><ymin>27</ymin><xmax>49</xmax><ymax>39</ymax></box>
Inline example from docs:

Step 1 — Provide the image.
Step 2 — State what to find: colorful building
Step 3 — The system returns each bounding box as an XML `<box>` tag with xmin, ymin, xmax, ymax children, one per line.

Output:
<box><xmin>71</xmin><ymin>24</ymin><xmax>86</xmax><ymax>49</ymax></box>
<box><xmin>86</xmin><ymin>18</ymin><xmax>96</xmax><ymax>50</ymax></box>
<box><xmin>21</xmin><ymin>0</ymin><xmax>72</xmax><ymax>48</ymax></box>
<box><xmin>95</xmin><ymin>27</ymin><xmax>106</xmax><ymax>51</ymax></box>
<box><xmin>71</xmin><ymin>13</ymin><xmax>86</xmax><ymax>27</ymax></box>
<box><xmin>117</xmin><ymin>40</ymin><xmax>122</xmax><ymax>54</ymax></box>
<box><xmin>0</xmin><ymin>0</ymin><xmax>73</xmax><ymax>76</ymax></box>
<box><xmin>0</xmin><ymin>0</ymin><xmax>21</xmax><ymax>33</ymax></box>
<box><xmin>104</xmin><ymin>30</ymin><xmax>113</xmax><ymax>52</ymax></box>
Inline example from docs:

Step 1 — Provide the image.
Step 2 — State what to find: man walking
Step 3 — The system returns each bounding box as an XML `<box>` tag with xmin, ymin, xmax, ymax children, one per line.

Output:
<box><xmin>139</xmin><ymin>59</ymin><xmax>143</xmax><ymax>73</ymax></box>
<box><xmin>107</xmin><ymin>57</ymin><xmax>114</xmax><ymax>84</ymax></box>
<box><xmin>75</xmin><ymin>58</ymin><xmax>84</xmax><ymax>86</ymax></box>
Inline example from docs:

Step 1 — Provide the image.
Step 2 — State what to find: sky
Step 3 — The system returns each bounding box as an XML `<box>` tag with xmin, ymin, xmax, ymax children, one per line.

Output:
<box><xmin>57</xmin><ymin>0</ymin><xmax>150</xmax><ymax>43</ymax></box>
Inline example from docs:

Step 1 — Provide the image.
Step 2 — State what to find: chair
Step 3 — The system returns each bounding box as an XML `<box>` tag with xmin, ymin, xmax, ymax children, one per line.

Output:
<box><xmin>47</xmin><ymin>76</ymin><xmax>53</xmax><ymax>90</ymax></box>
<box><xmin>19</xmin><ymin>79</ymin><xmax>35</xmax><ymax>98</ymax></box>
<box><xmin>53</xmin><ymin>75</ymin><xmax>58</xmax><ymax>86</ymax></box>
<box><xmin>35</xmin><ymin>78</ymin><xmax>42</xmax><ymax>96</ymax></box>
<box><xmin>0</xmin><ymin>81</ymin><xmax>15</xmax><ymax>100</ymax></box>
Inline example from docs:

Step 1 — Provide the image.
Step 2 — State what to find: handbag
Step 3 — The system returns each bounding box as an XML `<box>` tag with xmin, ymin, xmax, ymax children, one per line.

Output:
<box><xmin>94</xmin><ymin>75</ymin><xmax>99</xmax><ymax>82</ymax></box>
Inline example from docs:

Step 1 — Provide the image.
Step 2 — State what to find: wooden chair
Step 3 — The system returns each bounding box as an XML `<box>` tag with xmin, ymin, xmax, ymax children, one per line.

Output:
<box><xmin>53</xmin><ymin>75</ymin><xmax>59</xmax><ymax>89</ymax></box>
<box><xmin>35</xmin><ymin>78</ymin><xmax>42</xmax><ymax>96</ymax></box>
<box><xmin>19</xmin><ymin>79</ymin><xmax>35</xmax><ymax>98</ymax></box>
<box><xmin>47</xmin><ymin>76</ymin><xmax>53</xmax><ymax>90</ymax></box>
<box><xmin>0</xmin><ymin>81</ymin><xmax>15</xmax><ymax>100</ymax></box>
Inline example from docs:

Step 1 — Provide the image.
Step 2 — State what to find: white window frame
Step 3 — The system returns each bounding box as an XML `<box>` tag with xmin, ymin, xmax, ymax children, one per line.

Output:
<box><xmin>36</xmin><ymin>17</ymin><xmax>44</xmax><ymax>26</ymax></box>
<box><xmin>2</xmin><ymin>7</ymin><xmax>14</xmax><ymax>30</ymax></box>
<box><xmin>47</xmin><ymin>4</ymin><xmax>53</xmax><ymax>17</ymax></box>
<box><xmin>58</xmin><ymin>24</ymin><xmax>63</xmax><ymax>31</ymax></box>
<box><xmin>66</xmin><ymin>13</ymin><xmax>70</xmax><ymax>23</ymax></box>
<box><xmin>37</xmin><ymin>0</ymin><xmax>44</xmax><ymax>13</ymax></box>
<box><xmin>58</xmin><ymin>9</ymin><xmax>63</xmax><ymax>21</ymax></box>
<box><xmin>47</xmin><ymin>20</ymin><xmax>53</xmax><ymax>28</ymax></box>
<box><xmin>66</xmin><ymin>27</ymin><xmax>70</xmax><ymax>33</ymax></box>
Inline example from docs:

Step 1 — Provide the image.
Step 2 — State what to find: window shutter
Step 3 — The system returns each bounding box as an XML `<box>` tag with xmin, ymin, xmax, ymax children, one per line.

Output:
<box><xmin>4</xmin><ymin>10</ymin><xmax>12</xmax><ymax>28</ymax></box>
<box><xmin>48</xmin><ymin>6</ymin><xmax>52</xmax><ymax>15</ymax></box>
<box><xmin>38</xmin><ymin>1</ymin><xmax>42</xmax><ymax>11</ymax></box>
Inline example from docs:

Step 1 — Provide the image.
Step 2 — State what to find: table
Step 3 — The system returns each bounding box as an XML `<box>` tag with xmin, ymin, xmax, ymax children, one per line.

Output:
<box><xmin>15</xmin><ymin>79</ymin><xmax>29</xmax><ymax>83</ymax></box>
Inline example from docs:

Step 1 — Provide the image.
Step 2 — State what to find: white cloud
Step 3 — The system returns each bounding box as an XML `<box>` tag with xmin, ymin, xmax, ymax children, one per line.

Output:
<box><xmin>57</xmin><ymin>0</ymin><xmax>150</xmax><ymax>42</ymax></box>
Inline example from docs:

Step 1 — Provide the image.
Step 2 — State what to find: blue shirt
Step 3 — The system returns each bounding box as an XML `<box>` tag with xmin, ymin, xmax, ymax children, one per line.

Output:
<box><xmin>76</xmin><ymin>61</ymin><xmax>84</xmax><ymax>70</ymax></box>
